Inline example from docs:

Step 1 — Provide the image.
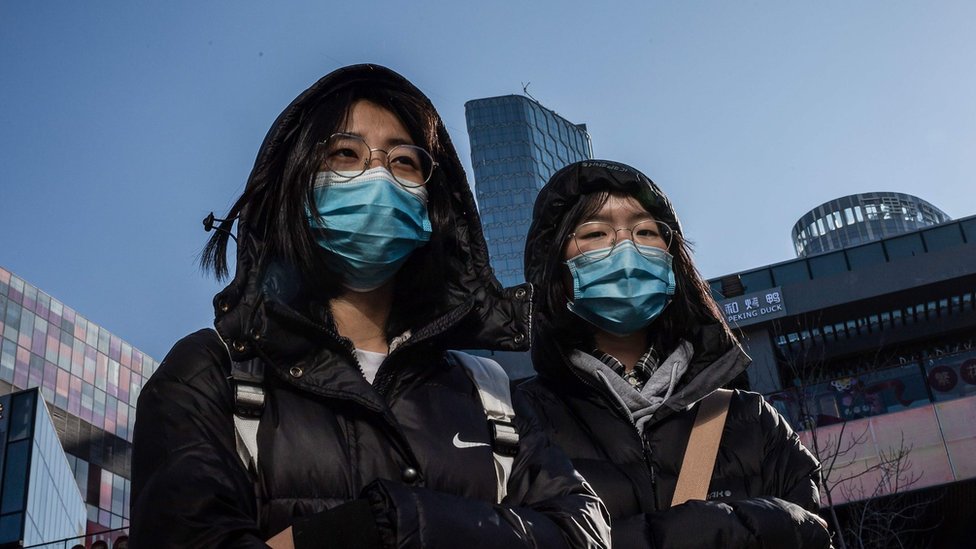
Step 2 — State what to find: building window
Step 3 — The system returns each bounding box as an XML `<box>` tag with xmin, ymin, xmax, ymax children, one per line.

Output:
<box><xmin>892</xmin><ymin>309</ymin><xmax>903</xmax><ymax>326</ymax></box>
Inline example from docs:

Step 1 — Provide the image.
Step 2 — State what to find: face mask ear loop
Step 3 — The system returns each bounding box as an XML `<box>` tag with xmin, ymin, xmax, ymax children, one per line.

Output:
<box><xmin>203</xmin><ymin>212</ymin><xmax>238</xmax><ymax>243</ymax></box>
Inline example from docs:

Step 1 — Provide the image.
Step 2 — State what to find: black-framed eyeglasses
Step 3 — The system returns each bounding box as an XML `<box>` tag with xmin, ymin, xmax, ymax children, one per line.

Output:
<box><xmin>318</xmin><ymin>133</ymin><xmax>438</xmax><ymax>188</ymax></box>
<box><xmin>568</xmin><ymin>220</ymin><xmax>673</xmax><ymax>261</ymax></box>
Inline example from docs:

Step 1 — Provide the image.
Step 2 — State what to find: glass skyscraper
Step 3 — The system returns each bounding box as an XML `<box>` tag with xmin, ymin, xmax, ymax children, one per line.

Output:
<box><xmin>0</xmin><ymin>266</ymin><xmax>157</xmax><ymax>542</ymax></box>
<box><xmin>465</xmin><ymin>95</ymin><xmax>592</xmax><ymax>288</ymax></box>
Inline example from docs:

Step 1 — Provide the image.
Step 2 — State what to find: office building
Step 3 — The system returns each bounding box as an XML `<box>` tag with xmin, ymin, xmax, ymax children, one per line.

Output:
<box><xmin>465</xmin><ymin>94</ymin><xmax>592</xmax><ymax>288</ymax></box>
<box><xmin>0</xmin><ymin>266</ymin><xmax>157</xmax><ymax>542</ymax></box>
<box><xmin>711</xmin><ymin>205</ymin><xmax>976</xmax><ymax>544</ymax></box>
<box><xmin>0</xmin><ymin>387</ymin><xmax>87</xmax><ymax>548</ymax></box>
<box><xmin>791</xmin><ymin>192</ymin><xmax>950</xmax><ymax>257</ymax></box>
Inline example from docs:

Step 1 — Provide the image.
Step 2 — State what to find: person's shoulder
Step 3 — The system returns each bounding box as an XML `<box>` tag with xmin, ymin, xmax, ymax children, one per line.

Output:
<box><xmin>149</xmin><ymin>328</ymin><xmax>230</xmax><ymax>386</ymax></box>
<box><xmin>724</xmin><ymin>389</ymin><xmax>774</xmax><ymax>424</ymax></box>
<box><xmin>514</xmin><ymin>374</ymin><xmax>557</xmax><ymax>399</ymax></box>
<box><xmin>723</xmin><ymin>389</ymin><xmax>799</xmax><ymax>435</ymax></box>
<box><xmin>514</xmin><ymin>374</ymin><xmax>579</xmax><ymax>420</ymax></box>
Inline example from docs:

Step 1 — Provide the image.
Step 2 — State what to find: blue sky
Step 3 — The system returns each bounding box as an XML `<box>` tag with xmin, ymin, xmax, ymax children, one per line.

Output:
<box><xmin>2</xmin><ymin>1</ymin><xmax>975</xmax><ymax>361</ymax></box>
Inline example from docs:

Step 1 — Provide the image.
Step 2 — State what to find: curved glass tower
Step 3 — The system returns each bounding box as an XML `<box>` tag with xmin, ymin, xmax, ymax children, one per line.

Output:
<box><xmin>792</xmin><ymin>192</ymin><xmax>950</xmax><ymax>257</ymax></box>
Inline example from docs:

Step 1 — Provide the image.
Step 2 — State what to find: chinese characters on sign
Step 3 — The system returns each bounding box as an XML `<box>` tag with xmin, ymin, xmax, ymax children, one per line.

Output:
<box><xmin>924</xmin><ymin>352</ymin><xmax>976</xmax><ymax>400</ymax></box>
<box><xmin>927</xmin><ymin>366</ymin><xmax>958</xmax><ymax>392</ymax></box>
<box><xmin>719</xmin><ymin>287</ymin><xmax>788</xmax><ymax>327</ymax></box>
<box><xmin>960</xmin><ymin>359</ymin><xmax>976</xmax><ymax>385</ymax></box>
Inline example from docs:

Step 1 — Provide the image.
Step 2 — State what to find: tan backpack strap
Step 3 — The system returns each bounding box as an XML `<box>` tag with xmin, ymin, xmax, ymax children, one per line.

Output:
<box><xmin>670</xmin><ymin>388</ymin><xmax>733</xmax><ymax>507</ymax></box>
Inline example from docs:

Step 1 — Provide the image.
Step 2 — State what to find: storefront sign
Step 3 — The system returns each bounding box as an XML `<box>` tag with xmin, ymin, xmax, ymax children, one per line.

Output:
<box><xmin>719</xmin><ymin>287</ymin><xmax>788</xmax><ymax>328</ymax></box>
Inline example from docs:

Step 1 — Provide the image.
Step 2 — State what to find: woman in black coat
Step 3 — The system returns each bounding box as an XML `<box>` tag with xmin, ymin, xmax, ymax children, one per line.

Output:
<box><xmin>130</xmin><ymin>65</ymin><xmax>609</xmax><ymax>549</ymax></box>
<box><xmin>517</xmin><ymin>160</ymin><xmax>831</xmax><ymax>548</ymax></box>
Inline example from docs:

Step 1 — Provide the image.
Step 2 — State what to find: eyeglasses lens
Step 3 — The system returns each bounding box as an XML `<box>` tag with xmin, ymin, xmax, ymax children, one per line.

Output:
<box><xmin>572</xmin><ymin>221</ymin><xmax>672</xmax><ymax>260</ymax></box>
<box><xmin>323</xmin><ymin>135</ymin><xmax>369</xmax><ymax>174</ymax></box>
<box><xmin>387</xmin><ymin>145</ymin><xmax>434</xmax><ymax>187</ymax></box>
<box><xmin>322</xmin><ymin>134</ymin><xmax>434</xmax><ymax>187</ymax></box>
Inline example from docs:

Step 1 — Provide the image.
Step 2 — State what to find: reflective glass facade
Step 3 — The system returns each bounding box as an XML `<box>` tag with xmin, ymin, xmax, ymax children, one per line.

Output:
<box><xmin>465</xmin><ymin>95</ymin><xmax>592</xmax><ymax>287</ymax></box>
<box><xmin>791</xmin><ymin>192</ymin><xmax>950</xmax><ymax>257</ymax></box>
<box><xmin>0</xmin><ymin>266</ymin><xmax>158</xmax><ymax>536</ymax></box>
<box><xmin>0</xmin><ymin>388</ymin><xmax>87</xmax><ymax>546</ymax></box>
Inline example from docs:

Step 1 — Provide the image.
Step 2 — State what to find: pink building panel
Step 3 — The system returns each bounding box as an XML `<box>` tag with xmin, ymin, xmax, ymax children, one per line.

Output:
<box><xmin>797</xmin><ymin>396</ymin><xmax>976</xmax><ymax>505</ymax></box>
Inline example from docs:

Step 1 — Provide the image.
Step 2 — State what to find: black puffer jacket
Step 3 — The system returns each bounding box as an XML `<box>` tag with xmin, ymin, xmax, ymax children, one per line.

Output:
<box><xmin>517</xmin><ymin>161</ymin><xmax>831</xmax><ymax>548</ymax></box>
<box><xmin>130</xmin><ymin>66</ymin><xmax>610</xmax><ymax>548</ymax></box>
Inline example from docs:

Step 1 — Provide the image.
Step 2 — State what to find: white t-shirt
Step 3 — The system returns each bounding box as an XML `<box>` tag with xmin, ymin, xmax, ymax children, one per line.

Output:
<box><xmin>354</xmin><ymin>348</ymin><xmax>387</xmax><ymax>384</ymax></box>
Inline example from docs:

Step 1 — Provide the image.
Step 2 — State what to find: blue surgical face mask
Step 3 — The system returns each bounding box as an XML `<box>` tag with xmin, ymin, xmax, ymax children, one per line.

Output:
<box><xmin>565</xmin><ymin>240</ymin><xmax>676</xmax><ymax>336</ymax></box>
<box><xmin>309</xmin><ymin>167</ymin><xmax>432</xmax><ymax>292</ymax></box>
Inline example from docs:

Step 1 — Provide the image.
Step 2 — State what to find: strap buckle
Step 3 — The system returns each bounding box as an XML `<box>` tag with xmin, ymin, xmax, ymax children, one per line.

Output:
<box><xmin>230</xmin><ymin>357</ymin><xmax>266</xmax><ymax>418</ymax></box>
<box><xmin>233</xmin><ymin>381</ymin><xmax>265</xmax><ymax>418</ymax></box>
<box><xmin>489</xmin><ymin>419</ymin><xmax>519</xmax><ymax>457</ymax></box>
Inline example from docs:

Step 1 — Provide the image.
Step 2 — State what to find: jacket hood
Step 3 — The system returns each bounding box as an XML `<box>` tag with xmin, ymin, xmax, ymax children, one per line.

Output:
<box><xmin>524</xmin><ymin>160</ymin><xmax>681</xmax><ymax>288</ymax></box>
<box><xmin>213</xmin><ymin>64</ymin><xmax>531</xmax><ymax>364</ymax></box>
<box><xmin>523</xmin><ymin>160</ymin><xmax>746</xmax><ymax>400</ymax></box>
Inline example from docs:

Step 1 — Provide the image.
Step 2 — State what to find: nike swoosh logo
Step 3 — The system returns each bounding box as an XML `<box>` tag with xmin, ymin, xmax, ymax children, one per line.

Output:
<box><xmin>453</xmin><ymin>433</ymin><xmax>490</xmax><ymax>449</ymax></box>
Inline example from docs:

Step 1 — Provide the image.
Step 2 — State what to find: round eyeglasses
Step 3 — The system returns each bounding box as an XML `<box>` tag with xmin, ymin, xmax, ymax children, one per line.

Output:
<box><xmin>318</xmin><ymin>133</ymin><xmax>438</xmax><ymax>188</ymax></box>
<box><xmin>568</xmin><ymin>220</ymin><xmax>673</xmax><ymax>261</ymax></box>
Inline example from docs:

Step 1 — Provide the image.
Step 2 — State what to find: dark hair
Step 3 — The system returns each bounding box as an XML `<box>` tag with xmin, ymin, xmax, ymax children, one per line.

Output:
<box><xmin>201</xmin><ymin>83</ymin><xmax>453</xmax><ymax>331</ymax></box>
<box><xmin>541</xmin><ymin>190</ymin><xmax>733</xmax><ymax>353</ymax></box>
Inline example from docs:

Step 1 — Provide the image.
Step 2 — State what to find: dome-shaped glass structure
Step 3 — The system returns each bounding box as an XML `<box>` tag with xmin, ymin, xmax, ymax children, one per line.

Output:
<box><xmin>792</xmin><ymin>192</ymin><xmax>950</xmax><ymax>257</ymax></box>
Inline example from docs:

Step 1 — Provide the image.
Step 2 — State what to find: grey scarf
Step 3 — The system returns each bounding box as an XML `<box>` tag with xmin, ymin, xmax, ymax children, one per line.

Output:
<box><xmin>568</xmin><ymin>341</ymin><xmax>693</xmax><ymax>434</ymax></box>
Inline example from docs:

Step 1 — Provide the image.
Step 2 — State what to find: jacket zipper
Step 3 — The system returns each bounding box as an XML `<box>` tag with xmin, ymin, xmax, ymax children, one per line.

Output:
<box><xmin>277</xmin><ymin>300</ymin><xmax>474</xmax><ymax>484</ymax></box>
<box><xmin>316</xmin><ymin>323</ymin><xmax>426</xmax><ymax>484</ymax></box>
<box><xmin>567</xmin><ymin>367</ymin><xmax>660</xmax><ymax>511</ymax></box>
<box><xmin>372</xmin><ymin>301</ymin><xmax>473</xmax><ymax>398</ymax></box>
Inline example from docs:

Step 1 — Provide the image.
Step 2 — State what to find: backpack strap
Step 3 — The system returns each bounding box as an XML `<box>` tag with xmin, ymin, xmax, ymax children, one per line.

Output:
<box><xmin>219</xmin><ymin>337</ymin><xmax>265</xmax><ymax>474</ymax></box>
<box><xmin>447</xmin><ymin>350</ymin><xmax>519</xmax><ymax>504</ymax></box>
<box><xmin>671</xmin><ymin>388</ymin><xmax>733</xmax><ymax>507</ymax></box>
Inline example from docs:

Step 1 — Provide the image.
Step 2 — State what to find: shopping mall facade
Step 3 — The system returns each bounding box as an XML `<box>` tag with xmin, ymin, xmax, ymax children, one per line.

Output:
<box><xmin>709</xmin><ymin>209</ymin><xmax>976</xmax><ymax>542</ymax></box>
<box><xmin>0</xmin><ymin>266</ymin><xmax>153</xmax><ymax>546</ymax></box>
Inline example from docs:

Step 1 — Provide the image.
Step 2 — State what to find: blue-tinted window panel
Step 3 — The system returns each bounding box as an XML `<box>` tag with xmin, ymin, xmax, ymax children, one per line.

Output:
<box><xmin>739</xmin><ymin>270</ymin><xmax>774</xmax><ymax>293</ymax></box>
<box><xmin>0</xmin><ymin>512</ymin><xmax>22</xmax><ymax>544</ymax></box>
<box><xmin>846</xmin><ymin>243</ymin><xmax>886</xmax><ymax>269</ymax></box>
<box><xmin>808</xmin><ymin>252</ymin><xmax>848</xmax><ymax>278</ymax></box>
<box><xmin>885</xmin><ymin>233</ymin><xmax>925</xmax><ymax>259</ymax></box>
<box><xmin>921</xmin><ymin>224</ymin><xmax>964</xmax><ymax>252</ymax></box>
<box><xmin>1</xmin><ymin>440</ymin><xmax>29</xmax><ymax>514</ymax></box>
<box><xmin>771</xmin><ymin>262</ymin><xmax>810</xmax><ymax>286</ymax></box>
<box><xmin>8</xmin><ymin>391</ymin><xmax>35</xmax><ymax>441</ymax></box>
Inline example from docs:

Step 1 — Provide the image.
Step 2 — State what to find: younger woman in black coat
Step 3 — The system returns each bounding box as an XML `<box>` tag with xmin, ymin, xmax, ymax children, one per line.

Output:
<box><xmin>517</xmin><ymin>160</ymin><xmax>832</xmax><ymax>548</ymax></box>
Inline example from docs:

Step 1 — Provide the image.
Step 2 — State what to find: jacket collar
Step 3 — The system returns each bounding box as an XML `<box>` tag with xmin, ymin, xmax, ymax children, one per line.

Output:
<box><xmin>541</xmin><ymin>322</ymin><xmax>750</xmax><ymax>426</ymax></box>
